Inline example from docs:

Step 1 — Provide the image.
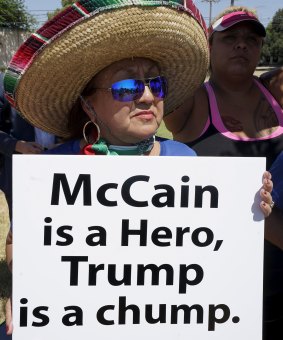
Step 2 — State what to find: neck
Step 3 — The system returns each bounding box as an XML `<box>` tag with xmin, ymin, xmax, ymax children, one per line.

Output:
<box><xmin>109</xmin><ymin>135</ymin><xmax>156</xmax><ymax>155</ymax></box>
<box><xmin>210</xmin><ymin>75</ymin><xmax>254</xmax><ymax>94</ymax></box>
<box><xmin>81</xmin><ymin>135</ymin><xmax>156</xmax><ymax>156</ymax></box>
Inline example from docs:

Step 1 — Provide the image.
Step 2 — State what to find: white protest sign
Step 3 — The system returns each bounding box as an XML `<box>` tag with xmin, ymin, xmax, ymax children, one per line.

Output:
<box><xmin>12</xmin><ymin>155</ymin><xmax>265</xmax><ymax>340</ymax></box>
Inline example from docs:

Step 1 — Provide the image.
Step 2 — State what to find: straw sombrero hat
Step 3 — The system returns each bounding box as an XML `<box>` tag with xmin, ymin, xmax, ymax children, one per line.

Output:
<box><xmin>4</xmin><ymin>0</ymin><xmax>209</xmax><ymax>138</ymax></box>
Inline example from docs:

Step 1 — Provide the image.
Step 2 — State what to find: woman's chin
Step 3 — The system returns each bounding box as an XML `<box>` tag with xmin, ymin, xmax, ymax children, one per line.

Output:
<box><xmin>138</xmin><ymin>129</ymin><xmax>158</xmax><ymax>140</ymax></box>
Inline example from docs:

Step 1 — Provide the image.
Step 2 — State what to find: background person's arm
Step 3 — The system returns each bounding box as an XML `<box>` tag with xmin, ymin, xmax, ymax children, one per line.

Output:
<box><xmin>5</xmin><ymin>230</ymin><xmax>12</xmax><ymax>273</ymax></box>
<box><xmin>0</xmin><ymin>130</ymin><xmax>43</xmax><ymax>156</ymax></box>
<box><xmin>265</xmin><ymin>207</ymin><xmax>283</xmax><ymax>251</ymax></box>
<box><xmin>5</xmin><ymin>230</ymin><xmax>12</xmax><ymax>335</ymax></box>
<box><xmin>265</xmin><ymin>152</ymin><xmax>283</xmax><ymax>250</ymax></box>
<box><xmin>164</xmin><ymin>94</ymin><xmax>195</xmax><ymax>137</ymax></box>
<box><xmin>164</xmin><ymin>86</ymin><xmax>209</xmax><ymax>142</ymax></box>
<box><xmin>14</xmin><ymin>140</ymin><xmax>43</xmax><ymax>154</ymax></box>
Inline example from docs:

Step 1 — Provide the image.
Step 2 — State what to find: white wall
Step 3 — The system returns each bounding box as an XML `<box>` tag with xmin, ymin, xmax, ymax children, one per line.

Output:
<box><xmin>0</xmin><ymin>28</ymin><xmax>30</xmax><ymax>69</ymax></box>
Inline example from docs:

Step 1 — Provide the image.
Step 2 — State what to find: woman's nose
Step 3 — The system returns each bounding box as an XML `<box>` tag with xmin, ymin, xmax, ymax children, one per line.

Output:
<box><xmin>234</xmin><ymin>37</ymin><xmax>247</xmax><ymax>50</ymax></box>
<box><xmin>137</xmin><ymin>85</ymin><xmax>155</xmax><ymax>103</ymax></box>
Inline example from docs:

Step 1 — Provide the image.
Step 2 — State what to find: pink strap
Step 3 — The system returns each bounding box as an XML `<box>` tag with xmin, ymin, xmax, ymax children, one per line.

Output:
<box><xmin>204</xmin><ymin>80</ymin><xmax>283</xmax><ymax>141</ymax></box>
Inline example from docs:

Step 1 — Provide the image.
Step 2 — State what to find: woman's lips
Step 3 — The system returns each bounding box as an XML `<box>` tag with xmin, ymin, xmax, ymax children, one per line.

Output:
<box><xmin>230</xmin><ymin>55</ymin><xmax>248</xmax><ymax>62</ymax></box>
<box><xmin>134</xmin><ymin>110</ymin><xmax>155</xmax><ymax>120</ymax></box>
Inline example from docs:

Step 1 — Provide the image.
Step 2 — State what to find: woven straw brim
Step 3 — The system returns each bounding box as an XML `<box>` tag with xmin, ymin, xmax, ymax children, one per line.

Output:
<box><xmin>15</xmin><ymin>6</ymin><xmax>209</xmax><ymax>137</ymax></box>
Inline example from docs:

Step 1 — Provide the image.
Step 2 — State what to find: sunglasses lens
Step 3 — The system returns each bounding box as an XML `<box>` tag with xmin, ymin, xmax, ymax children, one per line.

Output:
<box><xmin>111</xmin><ymin>79</ymin><xmax>144</xmax><ymax>102</ymax></box>
<box><xmin>110</xmin><ymin>76</ymin><xmax>168</xmax><ymax>102</ymax></box>
<box><xmin>149</xmin><ymin>76</ymin><xmax>168</xmax><ymax>99</ymax></box>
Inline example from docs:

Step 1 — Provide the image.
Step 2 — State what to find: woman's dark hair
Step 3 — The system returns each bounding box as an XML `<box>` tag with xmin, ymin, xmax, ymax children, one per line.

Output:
<box><xmin>67</xmin><ymin>77</ymin><xmax>97</xmax><ymax>139</ymax></box>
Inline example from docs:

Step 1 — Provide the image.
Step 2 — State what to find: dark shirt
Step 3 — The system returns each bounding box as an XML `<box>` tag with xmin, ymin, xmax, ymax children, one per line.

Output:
<box><xmin>0</xmin><ymin>73</ymin><xmax>36</xmax><ymax>219</ymax></box>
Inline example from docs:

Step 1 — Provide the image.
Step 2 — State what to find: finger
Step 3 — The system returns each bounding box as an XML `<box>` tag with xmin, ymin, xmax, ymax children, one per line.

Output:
<box><xmin>31</xmin><ymin>148</ymin><xmax>43</xmax><ymax>154</ymax></box>
<box><xmin>30</xmin><ymin>145</ymin><xmax>44</xmax><ymax>151</ymax></box>
<box><xmin>262</xmin><ymin>171</ymin><xmax>273</xmax><ymax>192</ymax></box>
<box><xmin>30</xmin><ymin>142</ymin><xmax>44</xmax><ymax>150</ymax></box>
<box><xmin>260</xmin><ymin>201</ymin><xmax>272</xmax><ymax>218</ymax></box>
<box><xmin>262</xmin><ymin>170</ymin><xmax>272</xmax><ymax>181</ymax></box>
<box><xmin>260</xmin><ymin>188</ymin><xmax>274</xmax><ymax>217</ymax></box>
<box><xmin>260</xmin><ymin>189</ymin><xmax>273</xmax><ymax>205</ymax></box>
<box><xmin>6</xmin><ymin>322</ymin><xmax>13</xmax><ymax>336</ymax></box>
<box><xmin>5</xmin><ymin>298</ymin><xmax>13</xmax><ymax>335</ymax></box>
<box><xmin>263</xmin><ymin>178</ymin><xmax>273</xmax><ymax>193</ymax></box>
<box><xmin>26</xmin><ymin>146</ymin><xmax>43</xmax><ymax>154</ymax></box>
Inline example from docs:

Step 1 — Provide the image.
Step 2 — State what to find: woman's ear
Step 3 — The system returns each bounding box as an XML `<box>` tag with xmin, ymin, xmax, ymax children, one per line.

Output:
<box><xmin>80</xmin><ymin>96</ymin><xmax>94</xmax><ymax>120</ymax></box>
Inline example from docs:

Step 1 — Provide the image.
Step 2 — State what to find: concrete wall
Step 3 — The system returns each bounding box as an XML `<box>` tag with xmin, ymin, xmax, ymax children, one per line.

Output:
<box><xmin>0</xmin><ymin>28</ymin><xmax>30</xmax><ymax>69</ymax></box>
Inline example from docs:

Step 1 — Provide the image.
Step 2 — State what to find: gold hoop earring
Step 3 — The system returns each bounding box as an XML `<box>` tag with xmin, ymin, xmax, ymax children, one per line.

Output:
<box><xmin>83</xmin><ymin>120</ymin><xmax>101</xmax><ymax>144</ymax></box>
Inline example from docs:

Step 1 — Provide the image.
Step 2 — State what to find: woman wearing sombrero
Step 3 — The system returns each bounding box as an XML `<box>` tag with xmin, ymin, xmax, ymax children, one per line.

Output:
<box><xmin>3</xmin><ymin>0</ymin><xmax>274</xmax><ymax>335</ymax></box>
<box><xmin>4</xmin><ymin>0</ymin><xmax>210</xmax><ymax>157</ymax></box>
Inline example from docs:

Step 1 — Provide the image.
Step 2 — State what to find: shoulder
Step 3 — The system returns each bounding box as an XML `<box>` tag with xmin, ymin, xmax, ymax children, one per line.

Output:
<box><xmin>271</xmin><ymin>151</ymin><xmax>283</xmax><ymax>168</ymax></box>
<box><xmin>44</xmin><ymin>139</ymin><xmax>81</xmax><ymax>155</ymax></box>
<box><xmin>270</xmin><ymin>151</ymin><xmax>283</xmax><ymax>182</ymax></box>
<box><xmin>164</xmin><ymin>85</ymin><xmax>209</xmax><ymax>143</ymax></box>
<box><xmin>157</xmin><ymin>137</ymin><xmax>197</xmax><ymax>156</ymax></box>
<box><xmin>259</xmin><ymin>67</ymin><xmax>283</xmax><ymax>84</ymax></box>
<box><xmin>259</xmin><ymin>67</ymin><xmax>283</xmax><ymax>108</ymax></box>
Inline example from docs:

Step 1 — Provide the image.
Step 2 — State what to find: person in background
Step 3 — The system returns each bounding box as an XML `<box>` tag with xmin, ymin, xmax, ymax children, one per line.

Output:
<box><xmin>0</xmin><ymin>72</ymin><xmax>57</xmax><ymax>220</ymax></box>
<box><xmin>0</xmin><ymin>73</ymin><xmax>57</xmax><ymax>340</ymax></box>
<box><xmin>164</xmin><ymin>6</ymin><xmax>283</xmax><ymax>340</ymax></box>
<box><xmin>270</xmin><ymin>151</ymin><xmax>283</xmax><ymax>212</ymax></box>
<box><xmin>267</xmin><ymin>151</ymin><xmax>283</xmax><ymax>247</ymax></box>
<box><xmin>265</xmin><ymin>150</ymin><xmax>283</xmax><ymax>339</ymax></box>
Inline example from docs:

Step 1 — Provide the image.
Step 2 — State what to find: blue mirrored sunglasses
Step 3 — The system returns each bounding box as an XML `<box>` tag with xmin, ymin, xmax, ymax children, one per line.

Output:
<box><xmin>94</xmin><ymin>76</ymin><xmax>168</xmax><ymax>102</ymax></box>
